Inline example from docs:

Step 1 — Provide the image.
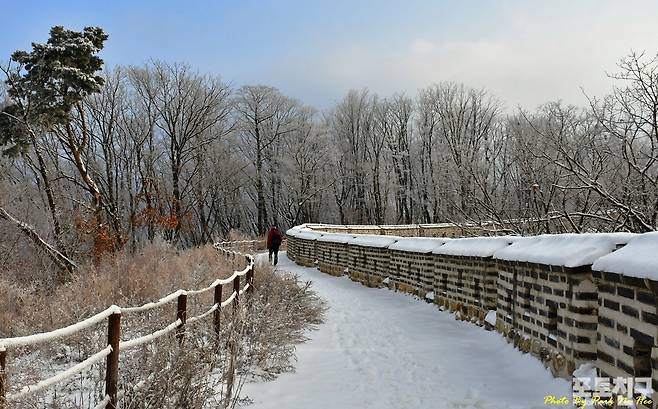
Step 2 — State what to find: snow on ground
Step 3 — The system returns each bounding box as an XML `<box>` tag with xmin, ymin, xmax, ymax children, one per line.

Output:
<box><xmin>241</xmin><ymin>253</ymin><xmax>571</xmax><ymax>409</ymax></box>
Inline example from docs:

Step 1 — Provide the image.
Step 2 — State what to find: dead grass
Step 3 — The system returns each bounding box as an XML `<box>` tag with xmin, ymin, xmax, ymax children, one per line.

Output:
<box><xmin>0</xmin><ymin>238</ymin><xmax>238</xmax><ymax>338</ymax></box>
<box><xmin>0</xmin><ymin>241</ymin><xmax>326</xmax><ymax>409</ymax></box>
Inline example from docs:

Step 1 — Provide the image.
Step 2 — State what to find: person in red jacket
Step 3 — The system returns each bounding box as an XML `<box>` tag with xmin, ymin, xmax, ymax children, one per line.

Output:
<box><xmin>266</xmin><ymin>224</ymin><xmax>283</xmax><ymax>265</ymax></box>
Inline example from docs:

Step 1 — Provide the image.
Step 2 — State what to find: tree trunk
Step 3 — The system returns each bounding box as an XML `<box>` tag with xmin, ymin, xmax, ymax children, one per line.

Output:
<box><xmin>256</xmin><ymin>128</ymin><xmax>267</xmax><ymax>235</ymax></box>
<box><xmin>171</xmin><ymin>157</ymin><xmax>182</xmax><ymax>242</ymax></box>
<box><xmin>0</xmin><ymin>206</ymin><xmax>77</xmax><ymax>280</ymax></box>
<box><xmin>30</xmin><ymin>134</ymin><xmax>67</xmax><ymax>255</ymax></box>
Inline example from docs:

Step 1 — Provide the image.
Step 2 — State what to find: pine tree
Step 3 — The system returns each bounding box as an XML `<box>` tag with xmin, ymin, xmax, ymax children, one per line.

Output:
<box><xmin>0</xmin><ymin>26</ymin><xmax>108</xmax><ymax>278</ymax></box>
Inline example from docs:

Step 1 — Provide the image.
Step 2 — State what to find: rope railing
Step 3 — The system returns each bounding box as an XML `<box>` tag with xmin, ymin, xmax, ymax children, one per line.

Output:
<box><xmin>0</xmin><ymin>241</ymin><xmax>256</xmax><ymax>409</ymax></box>
<box><xmin>216</xmin><ymin>239</ymin><xmax>263</xmax><ymax>245</ymax></box>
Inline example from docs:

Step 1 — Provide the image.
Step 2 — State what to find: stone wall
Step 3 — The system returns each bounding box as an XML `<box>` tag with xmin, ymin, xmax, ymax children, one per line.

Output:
<box><xmin>347</xmin><ymin>239</ymin><xmax>397</xmax><ymax>288</ymax></box>
<box><xmin>305</xmin><ymin>223</ymin><xmax>499</xmax><ymax>238</ymax></box>
<box><xmin>389</xmin><ymin>249</ymin><xmax>434</xmax><ymax>297</ymax></box>
<box><xmin>435</xmin><ymin>254</ymin><xmax>498</xmax><ymax>323</ymax></box>
<box><xmin>303</xmin><ymin>220</ymin><xmax>566</xmax><ymax>238</ymax></box>
<box><xmin>495</xmin><ymin>261</ymin><xmax>599</xmax><ymax>378</ymax></box>
<box><xmin>592</xmin><ymin>270</ymin><xmax>658</xmax><ymax>402</ymax></box>
<box><xmin>317</xmin><ymin>239</ymin><xmax>352</xmax><ymax>276</ymax></box>
<box><xmin>286</xmin><ymin>226</ymin><xmax>658</xmax><ymax>407</ymax></box>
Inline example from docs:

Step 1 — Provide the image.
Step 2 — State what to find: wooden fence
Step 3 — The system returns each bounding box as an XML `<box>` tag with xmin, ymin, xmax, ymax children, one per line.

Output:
<box><xmin>0</xmin><ymin>242</ymin><xmax>257</xmax><ymax>409</ymax></box>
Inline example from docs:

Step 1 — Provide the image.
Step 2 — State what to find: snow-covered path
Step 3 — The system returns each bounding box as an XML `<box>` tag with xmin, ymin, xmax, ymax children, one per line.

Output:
<box><xmin>242</xmin><ymin>253</ymin><xmax>571</xmax><ymax>409</ymax></box>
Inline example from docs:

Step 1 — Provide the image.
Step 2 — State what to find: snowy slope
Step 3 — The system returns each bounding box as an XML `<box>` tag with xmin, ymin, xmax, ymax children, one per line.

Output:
<box><xmin>241</xmin><ymin>254</ymin><xmax>571</xmax><ymax>409</ymax></box>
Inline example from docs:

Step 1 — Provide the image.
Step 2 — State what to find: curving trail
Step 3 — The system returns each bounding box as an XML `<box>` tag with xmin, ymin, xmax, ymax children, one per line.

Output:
<box><xmin>241</xmin><ymin>253</ymin><xmax>571</xmax><ymax>409</ymax></box>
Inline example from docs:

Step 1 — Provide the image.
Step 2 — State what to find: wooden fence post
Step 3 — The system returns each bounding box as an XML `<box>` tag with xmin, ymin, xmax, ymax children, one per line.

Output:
<box><xmin>246</xmin><ymin>267</ymin><xmax>254</xmax><ymax>294</ymax></box>
<box><xmin>176</xmin><ymin>293</ymin><xmax>187</xmax><ymax>344</ymax></box>
<box><xmin>106</xmin><ymin>312</ymin><xmax>121</xmax><ymax>409</ymax></box>
<box><xmin>226</xmin><ymin>274</ymin><xmax>241</xmax><ymax>405</ymax></box>
<box><xmin>0</xmin><ymin>349</ymin><xmax>6</xmax><ymax>409</ymax></box>
<box><xmin>213</xmin><ymin>284</ymin><xmax>222</xmax><ymax>338</ymax></box>
<box><xmin>233</xmin><ymin>276</ymin><xmax>240</xmax><ymax>312</ymax></box>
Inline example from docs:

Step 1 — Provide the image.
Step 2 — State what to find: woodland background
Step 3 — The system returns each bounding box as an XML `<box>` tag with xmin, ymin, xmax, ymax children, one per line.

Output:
<box><xmin>2</xmin><ymin>26</ymin><xmax>658</xmax><ymax>278</ymax></box>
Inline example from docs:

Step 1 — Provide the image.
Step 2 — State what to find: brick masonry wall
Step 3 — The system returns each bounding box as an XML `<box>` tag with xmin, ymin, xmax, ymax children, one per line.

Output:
<box><xmin>308</xmin><ymin>224</ymin><xmax>511</xmax><ymax>238</ymax></box>
<box><xmin>289</xmin><ymin>232</ymin><xmax>658</xmax><ymax>403</ymax></box>
<box><xmin>494</xmin><ymin>261</ymin><xmax>600</xmax><ymax>377</ymax></box>
<box><xmin>432</xmin><ymin>254</ymin><xmax>499</xmax><ymax>322</ymax></box>
<box><xmin>317</xmin><ymin>240</ymin><xmax>351</xmax><ymax>276</ymax></box>
<box><xmin>286</xmin><ymin>236</ymin><xmax>298</xmax><ymax>261</ymax></box>
<box><xmin>295</xmin><ymin>238</ymin><xmax>317</xmax><ymax>267</ymax></box>
<box><xmin>389</xmin><ymin>250</ymin><xmax>434</xmax><ymax>297</ymax></box>
<box><xmin>347</xmin><ymin>245</ymin><xmax>391</xmax><ymax>287</ymax></box>
<box><xmin>591</xmin><ymin>270</ymin><xmax>658</xmax><ymax>407</ymax></box>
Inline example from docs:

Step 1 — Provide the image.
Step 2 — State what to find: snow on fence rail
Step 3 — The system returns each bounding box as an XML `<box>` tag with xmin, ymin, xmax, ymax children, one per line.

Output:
<box><xmin>0</xmin><ymin>242</ymin><xmax>256</xmax><ymax>409</ymax></box>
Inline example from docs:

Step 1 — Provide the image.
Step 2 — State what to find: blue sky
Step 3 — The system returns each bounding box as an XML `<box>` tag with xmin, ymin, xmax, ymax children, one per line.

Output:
<box><xmin>2</xmin><ymin>0</ymin><xmax>658</xmax><ymax>110</ymax></box>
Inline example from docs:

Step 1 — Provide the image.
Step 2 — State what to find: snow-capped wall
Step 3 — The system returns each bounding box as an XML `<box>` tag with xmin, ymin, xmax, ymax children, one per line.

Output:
<box><xmin>492</xmin><ymin>233</ymin><xmax>636</xmax><ymax>268</ymax></box>
<box><xmin>286</xmin><ymin>225</ymin><xmax>658</xmax><ymax>388</ymax></box>
<box><xmin>349</xmin><ymin>235</ymin><xmax>401</xmax><ymax>248</ymax></box>
<box><xmin>433</xmin><ymin>236</ymin><xmax>518</xmax><ymax>258</ymax></box>
<box><xmin>388</xmin><ymin>237</ymin><xmax>450</xmax><ymax>253</ymax></box>
<box><xmin>289</xmin><ymin>227</ymin><xmax>657</xmax><ymax>273</ymax></box>
<box><xmin>316</xmin><ymin>233</ymin><xmax>356</xmax><ymax>244</ymax></box>
<box><xmin>294</xmin><ymin>231</ymin><xmax>324</xmax><ymax>241</ymax></box>
<box><xmin>592</xmin><ymin>231</ymin><xmax>658</xmax><ymax>279</ymax></box>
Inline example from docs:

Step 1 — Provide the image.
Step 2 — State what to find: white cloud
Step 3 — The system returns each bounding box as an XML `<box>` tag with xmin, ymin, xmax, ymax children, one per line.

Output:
<box><xmin>269</xmin><ymin>2</ymin><xmax>658</xmax><ymax>111</ymax></box>
<box><xmin>411</xmin><ymin>38</ymin><xmax>435</xmax><ymax>55</ymax></box>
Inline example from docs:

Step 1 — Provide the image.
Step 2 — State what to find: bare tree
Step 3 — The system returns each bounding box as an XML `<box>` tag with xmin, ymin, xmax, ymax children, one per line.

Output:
<box><xmin>234</xmin><ymin>85</ymin><xmax>298</xmax><ymax>234</ymax></box>
<box><xmin>376</xmin><ymin>94</ymin><xmax>414</xmax><ymax>223</ymax></box>
<box><xmin>130</xmin><ymin>62</ymin><xmax>233</xmax><ymax>242</ymax></box>
<box><xmin>330</xmin><ymin>89</ymin><xmax>375</xmax><ymax>224</ymax></box>
<box><xmin>278</xmin><ymin>107</ymin><xmax>332</xmax><ymax>226</ymax></box>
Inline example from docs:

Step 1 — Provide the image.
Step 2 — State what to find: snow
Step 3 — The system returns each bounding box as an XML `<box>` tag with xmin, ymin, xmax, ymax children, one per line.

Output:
<box><xmin>349</xmin><ymin>235</ymin><xmax>401</xmax><ymax>248</ymax></box>
<box><xmin>572</xmin><ymin>362</ymin><xmax>597</xmax><ymax>382</ymax></box>
<box><xmin>485</xmin><ymin>310</ymin><xmax>497</xmax><ymax>326</ymax></box>
<box><xmin>388</xmin><ymin>237</ymin><xmax>450</xmax><ymax>253</ymax></box>
<box><xmin>222</xmin><ymin>290</ymin><xmax>238</xmax><ymax>307</ymax></box>
<box><xmin>294</xmin><ymin>231</ymin><xmax>324</xmax><ymax>241</ymax></box>
<box><xmin>216</xmin><ymin>261</ymin><xmax>253</xmax><ymax>286</ymax></box>
<box><xmin>418</xmin><ymin>223</ymin><xmax>458</xmax><ymax>228</ymax></box>
<box><xmin>285</xmin><ymin>226</ymin><xmax>317</xmax><ymax>238</ymax></box>
<box><xmin>187</xmin><ymin>280</ymin><xmax>222</xmax><ymax>296</ymax></box>
<box><xmin>216</xmin><ymin>239</ymin><xmax>261</xmax><ymax>246</ymax></box>
<box><xmin>425</xmin><ymin>291</ymin><xmax>435</xmax><ymax>301</ymax></box>
<box><xmin>187</xmin><ymin>303</ymin><xmax>219</xmax><ymax>325</ymax></box>
<box><xmin>0</xmin><ymin>305</ymin><xmax>121</xmax><ymax>350</ymax></box>
<box><xmin>316</xmin><ymin>233</ymin><xmax>356</xmax><ymax>244</ymax></box>
<box><xmin>241</xmin><ymin>254</ymin><xmax>570</xmax><ymax>409</ymax></box>
<box><xmin>8</xmin><ymin>345</ymin><xmax>113</xmax><ymax>401</ymax></box>
<box><xmin>434</xmin><ymin>236</ymin><xmax>520</xmax><ymax>258</ymax></box>
<box><xmin>122</xmin><ymin>290</ymin><xmax>186</xmax><ymax>314</ymax></box>
<box><xmin>124</xmin><ymin>254</ymin><xmax>252</xmax><ymax>312</ymax></box>
<box><xmin>285</xmin><ymin>228</ymin><xmax>303</xmax><ymax>237</ymax></box>
<box><xmin>592</xmin><ymin>232</ymin><xmax>658</xmax><ymax>280</ymax></box>
<box><xmin>120</xmin><ymin>320</ymin><xmax>182</xmax><ymax>350</ymax></box>
<box><xmin>493</xmin><ymin>233</ymin><xmax>636</xmax><ymax>268</ymax></box>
